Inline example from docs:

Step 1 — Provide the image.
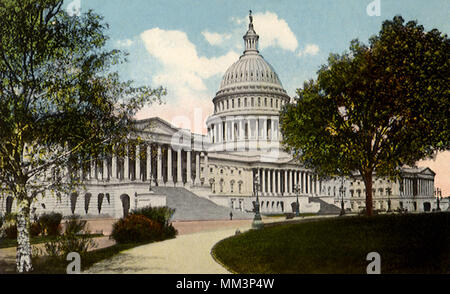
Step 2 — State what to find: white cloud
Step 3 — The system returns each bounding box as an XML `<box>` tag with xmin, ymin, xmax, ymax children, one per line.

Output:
<box><xmin>297</xmin><ymin>44</ymin><xmax>320</xmax><ymax>57</ymax></box>
<box><xmin>116</xmin><ymin>39</ymin><xmax>134</xmax><ymax>47</ymax></box>
<box><xmin>234</xmin><ymin>11</ymin><xmax>298</xmax><ymax>52</ymax></box>
<box><xmin>202</xmin><ymin>31</ymin><xmax>231</xmax><ymax>46</ymax></box>
<box><xmin>138</xmin><ymin>28</ymin><xmax>239</xmax><ymax>131</ymax></box>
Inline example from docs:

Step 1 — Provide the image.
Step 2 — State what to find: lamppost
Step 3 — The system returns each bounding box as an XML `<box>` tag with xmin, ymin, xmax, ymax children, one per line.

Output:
<box><xmin>435</xmin><ymin>187</ymin><xmax>441</xmax><ymax>211</ymax></box>
<box><xmin>386</xmin><ymin>187</ymin><xmax>392</xmax><ymax>213</ymax></box>
<box><xmin>293</xmin><ymin>184</ymin><xmax>300</xmax><ymax>217</ymax></box>
<box><xmin>339</xmin><ymin>177</ymin><xmax>346</xmax><ymax>216</ymax></box>
<box><xmin>252</xmin><ymin>173</ymin><xmax>263</xmax><ymax>230</ymax></box>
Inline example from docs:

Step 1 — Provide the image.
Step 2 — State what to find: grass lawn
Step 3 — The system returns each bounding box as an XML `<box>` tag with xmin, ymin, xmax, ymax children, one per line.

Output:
<box><xmin>30</xmin><ymin>242</ymin><xmax>142</xmax><ymax>274</ymax></box>
<box><xmin>212</xmin><ymin>212</ymin><xmax>450</xmax><ymax>274</ymax></box>
<box><xmin>0</xmin><ymin>234</ymin><xmax>103</xmax><ymax>249</ymax></box>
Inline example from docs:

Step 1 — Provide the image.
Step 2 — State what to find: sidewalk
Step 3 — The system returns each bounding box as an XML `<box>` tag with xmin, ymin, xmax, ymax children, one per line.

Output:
<box><xmin>85</xmin><ymin>214</ymin><xmax>337</xmax><ymax>274</ymax></box>
<box><xmin>85</xmin><ymin>224</ymin><xmax>252</xmax><ymax>274</ymax></box>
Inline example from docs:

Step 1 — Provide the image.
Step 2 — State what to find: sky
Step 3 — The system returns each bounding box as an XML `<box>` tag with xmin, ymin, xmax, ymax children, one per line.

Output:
<box><xmin>65</xmin><ymin>0</ymin><xmax>449</xmax><ymax>196</ymax></box>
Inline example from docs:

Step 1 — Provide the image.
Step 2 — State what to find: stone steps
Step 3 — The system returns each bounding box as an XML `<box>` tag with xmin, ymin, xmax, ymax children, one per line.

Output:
<box><xmin>152</xmin><ymin>187</ymin><xmax>253</xmax><ymax>221</ymax></box>
<box><xmin>309</xmin><ymin>197</ymin><xmax>341</xmax><ymax>214</ymax></box>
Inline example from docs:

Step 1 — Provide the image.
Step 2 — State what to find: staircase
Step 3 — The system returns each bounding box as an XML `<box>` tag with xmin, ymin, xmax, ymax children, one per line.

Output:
<box><xmin>309</xmin><ymin>197</ymin><xmax>341</xmax><ymax>214</ymax></box>
<box><xmin>152</xmin><ymin>187</ymin><xmax>253</xmax><ymax>221</ymax></box>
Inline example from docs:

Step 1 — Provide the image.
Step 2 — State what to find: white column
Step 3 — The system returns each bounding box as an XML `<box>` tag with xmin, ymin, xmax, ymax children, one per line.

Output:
<box><xmin>124</xmin><ymin>145</ymin><xmax>129</xmax><ymax>181</ymax></box>
<box><xmin>288</xmin><ymin>170</ymin><xmax>294</xmax><ymax>194</ymax></box>
<box><xmin>146</xmin><ymin>145</ymin><xmax>152</xmax><ymax>182</ymax></box>
<box><xmin>293</xmin><ymin>170</ymin><xmax>297</xmax><ymax>191</ymax></box>
<box><xmin>204</xmin><ymin>153</ymin><xmax>209</xmax><ymax>181</ymax></box>
<box><xmin>263</xmin><ymin>118</ymin><xmax>267</xmax><ymax>140</ymax></box>
<box><xmin>177</xmin><ymin>148</ymin><xmax>182</xmax><ymax>186</ymax></box>
<box><xmin>271</xmin><ymin>170</ymin><xmax>275</xmax><ymax>195</ymax></box>
<box><xmin>157</xmin><ymin>145</ymin><xmax>163</xmax><ymax>184</ymax></box>
<box><xmin>284</xmin><ymin>170</ymin><xmax>288</xmax><ymax>195</ymax></box>
<box><xmin>90</xmin><ymin>157</ymin><xmax>95</xmax><ymax>180</ymax></box>
<box><xmin>135</xmin><ymin>144</ymin><xmax>141</xmax><ymax>181</ymax></box>
<box><xmin>187</xmin><ymin>150</ymin><xmax>192</xmax><ymax>185</ymax></box>
<box><xmin>271</xmin><ymin>118</ymin><xmax>275</xmax><ymax>141</ymax></box>
<box><xmin>167</xmin><ymin>146</ymin><xmax>173</xmax><ymax>185</ymax></box>
<box><xmin>277</xmin><ymin>170</ymin><xmax>281</xmax><ymax>195</ymax></box>
<box><xmin>102</xmin><ymin>156</ymin><xmax>108</xmax><ymax>181</ymax></box>
<box><xmin>195</xmin><ymin>152</ymin><xmax>200</xmax><ymax>185</ymax></box>
<box><xmin>239</xmin><ymin>120</ymin><xmax>244</xmax><ymax>140</ymax></box>
<box><xmin>112</xmin><ymin>152</ymin><xmax>117</xmax><ymax>180</ymax></box>
<box><xmin>255</xmin><ymin>118</ymin><xmax>259</xmax><ymax>139</ymax></box>
<box><xmin>262</xmin><ymin>169</ymin><xmax>266</xmax><ymax>196</ymax></box>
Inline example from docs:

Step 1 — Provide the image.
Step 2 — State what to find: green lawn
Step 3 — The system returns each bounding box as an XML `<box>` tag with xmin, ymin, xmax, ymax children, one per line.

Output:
<box><xmin>212</xmin><ymin>212</ymin><xmax>450</xmax><ymax>274</ymax></box>
<box><xmin>0</xmin><ymin>234</ymin><xmax>103</xmax><ymax>249</ymax></box>
<box><xmin>31</xmin><ymin>242</ymin><xmax>141</xmax><ymax>274</ymax></box>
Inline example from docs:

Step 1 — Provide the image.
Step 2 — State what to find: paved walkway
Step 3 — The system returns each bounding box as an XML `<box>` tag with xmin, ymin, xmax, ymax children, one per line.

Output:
<box><xmin>85</xmin><ymin>215</ymin><xmax>338</xmax><ymax>274</ymax></box>
<box><xmin>85</xmin><ymin>225</ymin><xmax>252</xmax><ymax>274</ymax></box>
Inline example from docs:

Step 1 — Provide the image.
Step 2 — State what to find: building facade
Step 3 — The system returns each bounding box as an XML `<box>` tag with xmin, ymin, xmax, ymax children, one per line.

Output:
<box><xmin>1</xmin><ymin>14</ymin><xmax>446</xmax><ymax>219</ymax></box>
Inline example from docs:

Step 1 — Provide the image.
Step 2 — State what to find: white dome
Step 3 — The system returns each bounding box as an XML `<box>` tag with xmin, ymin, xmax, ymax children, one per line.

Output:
<box><xmin>218</xmin><ymin>54</ymin><xmax>284</xmax><ymax>92</ymax></box>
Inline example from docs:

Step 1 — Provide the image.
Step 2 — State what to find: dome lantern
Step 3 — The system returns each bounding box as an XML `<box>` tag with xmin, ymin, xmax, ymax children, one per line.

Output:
<box><xmin>243</xmin><ymin>10</ymin><xmax>259</xmax><ymax>55</ymax></box>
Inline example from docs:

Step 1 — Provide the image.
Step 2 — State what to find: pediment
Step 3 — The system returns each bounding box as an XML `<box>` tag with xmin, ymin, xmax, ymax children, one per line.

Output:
<box><xmin>419</xmin><ymin>167</ymin><xmax>435</xmax><ymax>176</ymax></box>
<box><xmin>136</xmin><ymin>117</ymin><xmax>187</xmax><ymax>136</ymax></box>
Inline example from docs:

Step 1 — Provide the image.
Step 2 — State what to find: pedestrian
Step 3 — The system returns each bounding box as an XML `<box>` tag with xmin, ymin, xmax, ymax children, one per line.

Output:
<box><xmin>229</xmin><ymin>211</ymin><xmax>233</xmax><ymax>220</ymax></box>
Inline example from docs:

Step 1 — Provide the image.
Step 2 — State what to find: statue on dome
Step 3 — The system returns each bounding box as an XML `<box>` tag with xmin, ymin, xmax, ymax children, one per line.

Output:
<box><xmin>249</xmin><ymin>10</ymin><xmax>253</xmax><ymax>24</ymax></box>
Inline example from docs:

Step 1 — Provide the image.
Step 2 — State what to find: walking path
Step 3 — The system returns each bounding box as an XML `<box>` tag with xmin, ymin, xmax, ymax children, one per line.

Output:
<box><xmin>85</xmin><ymin>215</ymin><xmax>338</xmax><ymax>274</ymax></box>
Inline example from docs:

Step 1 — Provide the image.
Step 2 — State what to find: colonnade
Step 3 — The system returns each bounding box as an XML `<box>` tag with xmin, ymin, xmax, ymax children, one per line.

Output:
<box><xmin>402</xmin><ymin>177</ymin><xmax>434</xmax><ymax>197</ymax></box>
<box><xmin>254</xmin><ymin>168</ymin><xmax>319</xmax><ymax>197</ymax></box>
<box><xmin>208</xmin><ymin>116</ymin><xmax>279</xmax><ymax>143</ymax></box>
<box><xmin>84</xmin><ymin>143</ymin><xmax>207</xmax><ymax>187</ymax></box>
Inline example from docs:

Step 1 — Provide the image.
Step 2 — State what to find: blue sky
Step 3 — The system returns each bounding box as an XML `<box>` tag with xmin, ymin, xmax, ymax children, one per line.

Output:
<box><xmin>70</xmin><ymin>0</ymin><xmax>449</xmax><ymax>108</ymax></box>
<box><xmin>64</xmin><ymin>0</ymin><xmax>450</xmax><ymax>194</ymax></box>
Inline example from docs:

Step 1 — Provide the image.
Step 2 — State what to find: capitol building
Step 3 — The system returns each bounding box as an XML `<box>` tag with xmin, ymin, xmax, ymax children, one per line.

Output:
<box><xmin>1</xmin><ymin>15</ymin><xmax>446</xmax><ymax>220</ymax></box>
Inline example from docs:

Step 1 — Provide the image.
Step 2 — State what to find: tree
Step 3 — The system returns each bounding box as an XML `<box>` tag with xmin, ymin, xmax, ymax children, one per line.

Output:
<box><xmin>0</xmin><ymin>0</ymin><xmax>165</xmax><ymax>272</ymax></box>
<box><xmin>280</xmin><ymin>16</ymin><xmax>449</xmax><ymax>216</ymax></box>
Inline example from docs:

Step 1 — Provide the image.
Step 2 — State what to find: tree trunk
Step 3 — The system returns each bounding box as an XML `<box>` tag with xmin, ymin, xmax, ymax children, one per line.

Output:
<box><xmin>363</xmin><ymin>173</ymin><xmax>374</xmax><ymax>216</ymax></box>
<box><xmin>16</xmin><ymin>196</ymin><xmax>33</xmax><ymax>273</ymax></box>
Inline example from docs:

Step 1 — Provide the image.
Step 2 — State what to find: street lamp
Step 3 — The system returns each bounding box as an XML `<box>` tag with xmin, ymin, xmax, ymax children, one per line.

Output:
<box><xmin>293</xmin><ymin>184</ymin><xmax>300</xmax><ymax>217</ymax></box>
<box><xmin>339</xmin><ymin>177</ymin><xmax>346</xmax><ymax>216</ymax></box>
<box><xmin>252</xmin><ymin>173</ymin><xmax>263</xmax><ymax>230</ymax></box>
<box><xmin>386</xmin><ymin>185</ymin><xmax>392</xmax><ymax>213</ymax></box>
<box><xmin>435</xmin><ymin>187</ymin><xmax>441</xmax><ymax>211</ymax></box>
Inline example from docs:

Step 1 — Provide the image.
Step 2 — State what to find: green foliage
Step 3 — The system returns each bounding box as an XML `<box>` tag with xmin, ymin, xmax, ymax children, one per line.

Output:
<box><xmin>41</xmin><ymin>214</ymin><xmax>96</xmax><ymax>258</ymax></box>
<box><xmin>30</xmin><ymin>221</ymin><xmax>42</xmax><ymax>237</ymax></box>
<box><xmin>131</xmin><ymin>206</ymin><xmax>178</xmax><ymax>239</ymax></box>
<box><xmin>131</xmin><ymin>206</ymin><xmax>175</xmax><ymax>226</ymax></box>
<box><xmin>280</xmin><ymin>15</ymin><xmax>449</xmax><ymax>215</ymax></box>
<box><xmin>39</xmin><ymin>212</ymin><xmax>62</xmax><ymax>236</ymax></box>
<box><xmin>111</xmin><ymin>214</ymin><xmax>164</xmax><ymax>244</ymax></box>
<box><xmin>0</xmin><ymin>0</ymin><xmax>164</xmax><ymax>272</ymax></box>
<box><xmin>4</xmin><ymin>225</ymin><xmax>17</xmax><ymax>239</ymax></box>
<box><xmin>64</xmin><ymin>215</ymin><xmax>87</xmax><ymax>235</ymax></box>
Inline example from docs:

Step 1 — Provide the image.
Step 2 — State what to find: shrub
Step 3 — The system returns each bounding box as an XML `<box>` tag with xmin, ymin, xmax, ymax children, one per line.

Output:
<box><xmin>162</xmin><ymin>223</ymin><xmax>177</xmax><ymax>239</ymax></box>
<box><xmin>111</xmin><ymin>214</ymin><xmax>163</xmax><ymax>244</ymax></box>
<box><xmin>30</xmin><ymin>222</ymin><xmax>42</xmax><ymax>237</ymax></box>
<box><xmin>131</xmin><ymin>206</ymin><xmax>175</xmax><ymax>226</ymax></box>
<box><xmin>131</xmin><ymin>206</ymin><xmax>178</xmax><ymax>239</ymax></box>
<box><xmin>39</xmin><ymin>212</ymin><xmax>62</xmax><ymax>236</ymax></box>
<box><xmin>64</xmin><ymin>215</ymin><xmax>87</xmax><ymax>235</ymax></box>
<box><xmin>5</xmin><ymin>225</ymin><xmax>17</xmax><ymax>239</ymax></box>
<box><xmin>43</xmin><ymin>215</ymin><xmax>97</xmax><ymax>258</ymax></box>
